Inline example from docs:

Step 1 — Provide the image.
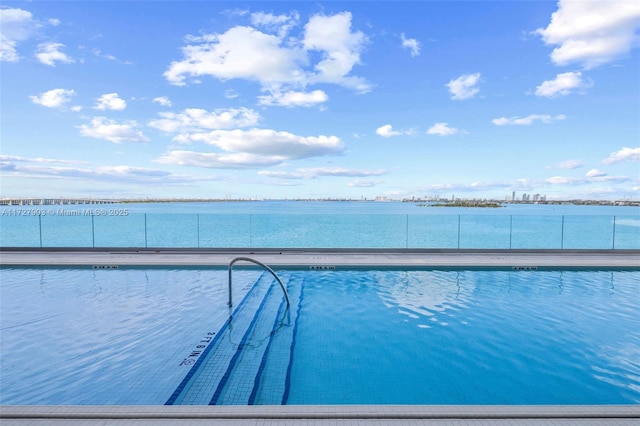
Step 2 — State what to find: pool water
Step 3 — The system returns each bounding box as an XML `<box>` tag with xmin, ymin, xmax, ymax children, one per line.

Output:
<box><xmin>1</xmin><ymin>267</ymin><xmax>638</xmax><ymax>405</ymax></box>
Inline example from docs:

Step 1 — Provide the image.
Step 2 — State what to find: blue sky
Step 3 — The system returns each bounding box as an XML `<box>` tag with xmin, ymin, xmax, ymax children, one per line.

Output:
<box><xmin>1</xmin><ymin>0</ymin><xmax>639</xmax><ymax>200</ymax></box>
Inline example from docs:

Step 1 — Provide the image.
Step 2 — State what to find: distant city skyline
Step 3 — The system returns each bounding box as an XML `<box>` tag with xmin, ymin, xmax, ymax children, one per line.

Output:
<box><xmin>1</xmin><ymin>1</ymin><xmax>639</xmax><ymax>200</ymax></box>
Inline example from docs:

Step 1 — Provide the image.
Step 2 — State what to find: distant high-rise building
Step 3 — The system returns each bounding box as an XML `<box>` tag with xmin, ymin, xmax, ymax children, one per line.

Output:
<box><xmin>512</xmin><ymin>191</ymin><xmax>515</xmax><ymax>201</ymax></box>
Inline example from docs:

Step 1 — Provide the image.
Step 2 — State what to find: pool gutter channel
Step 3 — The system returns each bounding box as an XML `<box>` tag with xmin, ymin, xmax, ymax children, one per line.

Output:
<box><xmin>2</xmin><ymin>404</ymin><xmax>639</xmax><ymax>420</ymax></box>
<box><xmin>1</xmin><ymin>248</ymin><xmax>638</xmax><ymax>270</ymax></box>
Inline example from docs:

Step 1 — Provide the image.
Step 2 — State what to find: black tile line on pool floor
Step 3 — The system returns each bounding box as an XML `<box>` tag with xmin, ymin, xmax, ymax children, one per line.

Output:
<box><xmin>208</xmin><ymin>281</ymin><xmax>277</xmax><ymax>405</ymax></box>
<box><xmin>281</xmin><ymin>274</ymin><xmax>305</xmax><ymax>405</ymax></box>
<box><xmin>247</xmin><ymin>278</ymin><xmax>294</xmax><ymax>405</ymax></box>
<box><xmin>216</xmin><ymin>272</ymin><xmax>301</xmax><ymax>405</ymax></box>
<box><xmin>165</xmin><ymin>271</ymin><xmax>268</xmax><ymax>405</ymax></box>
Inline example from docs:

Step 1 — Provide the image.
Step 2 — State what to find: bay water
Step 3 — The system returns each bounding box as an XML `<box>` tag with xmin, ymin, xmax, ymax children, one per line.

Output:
<box><xmin>1</xmin><ymin>201</ymin><xmax>638</xmax><ymax>249</ymax></box>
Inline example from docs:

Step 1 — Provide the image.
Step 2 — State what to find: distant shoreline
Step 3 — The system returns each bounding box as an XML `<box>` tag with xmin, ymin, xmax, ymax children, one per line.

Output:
<box><xmin>1</xmin><ymin>197</ymin><xmax>638</xmax><ymax>207</ymax></box>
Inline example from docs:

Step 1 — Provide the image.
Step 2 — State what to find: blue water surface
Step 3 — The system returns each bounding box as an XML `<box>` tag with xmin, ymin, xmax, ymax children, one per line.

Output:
<box><xmin>1</xmin><ymin>201</ymin><xmax>639</xmax><ymax>249</ymax></box>
<box><xmin>1</xmin><ymin>267</ymin><xmax>638</xmax><ymax>405</ymax></box>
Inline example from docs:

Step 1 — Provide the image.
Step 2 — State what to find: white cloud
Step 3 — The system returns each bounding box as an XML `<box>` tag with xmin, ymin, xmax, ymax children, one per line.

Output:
<box><xmin>48</xmin><ymin>18</ymin><xmax>60</xmax><ymax>26</ymax></box>
<box><xmin>250</xmin><ymin>11</ymin><xmax>299</xmax><ymax>38</ymax></box>
<box><xmin>178</xmin><ymin>129</ymin><xmax>343</xmax><ymax>160</ymax></box>
<box><xmin>164</xmin><ymin>11</ymin><xmax>370</xmax><ymax>99</ymax></box>
<box><xmin>257</xmin><ymin>89</ymin><xmax>328</xmax><ymax>107</ymax></box>
<box><xmin>545</xmin><ymin>176</ymin><xmax>585</xmax><ymax>185</ymax></box>
<box><xmin>603</xmin><ymin>147</ymin><xmax>640</xmax><ymax>164</ymax></box>
<box><xmin>35</xmin><ymin>42</ymin><xmax>74</xmax><ymax>66</ymax></box>
<box><xmin>30</xmin><ymin>88</ymin><xmax>75</xmax><ymax>108</ymax></box>
<box><xmin>586</xmin><ymin>169</ymin><xmax>606</xmax><ymax>177</ymax></box>
<box><xmin>545</xmin><ymin>173</ymin><xmax>630</xmax><ymax>186</ymax></box>
<box><xmin>224</xmin><ymin>89</ymin><xmax>239</xmax><ymax>99</ymax></box>
<box><xmin>492</xmin><ymin>114</ymin><xmax>566</xmax><ymax>126</ymax></box>
<box><xmin>535</xmin><ymin>71</ymin><xmax>591</xmax><ymax>97</ymax></box>
<box><xmin>78</xmin><ymin>117</ymin><xmax>150</xmax><ymax>143</ymax></box>
<box><xmin>348</xmin><ymin>179</ymin><xmax>379</xmax><ymax>187</ymax></box>
<box><xmin>156</xmin><ymin>151</ymin><xmax>283</xmax><ymax>169</ymax></box>
<box><xmin>94</xmin><ymin>93</ymin><xmax>127</xmax><ymax>111</ymax></box>
<box><xmin>401</xmin><ymin>33</ymin><xmax>420</xmax><ymax>57</ymax></box>
<box><xmin>557</xmin><ymin>159</ymin><xmax>583</xmax><ymax>169</ymax></box>
<box><xmin>152</xmin><ymin>96</ymin><xmax>172</xmax><ymax>107</ymax></box>
<box><xmin>1</xmin><ymin>155</ymin><xmax>209</xmax><ymax>185</ymax></box>
<box><xmin>259</xmin><ymin>167</ymin><xmax>387</xmax><ymax>180</ymax></box>
<box><xmin>427</xmin><ymin>122</ymin><xmax>459</xmax><ymax>136</ymax></box>
<box><xmin>0</xmin><ymin>8</ymin><xmax>37</xmax><ymax>62</ymax></box>
<box><xmin>148</xmin><ymin>107</ymin><xmax>260</xmax><ymax>133</ymax></box>
<box><xmin>376</xmin><ymin>124</ymin><xmax>401</xmax><ymax>137</ymax></box>
<box><xmin>303</xmin><ymin>12</ymin><xmax>370</xmax><ymax>93</ymax></box>
<box><xmin>446</xmin><ymin>73</ymin><xmax>481</xmax><ymax>100</ymax></box>
<box><xmin>164</xmin><ymin>26</ymin><xmax>306</xmax><ymax>87</ymax></box>
<box><xmin>535</xmin><ymin>0</ymin><xmax>640</xmax><ymax>68</ymax></box>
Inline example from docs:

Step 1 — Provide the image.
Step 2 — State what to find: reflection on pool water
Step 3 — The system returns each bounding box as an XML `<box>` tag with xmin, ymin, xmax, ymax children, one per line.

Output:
<box><xmin>0</xmin><ymin>267</ymin><xmax>638</xmax><ymax>405</ymax></box>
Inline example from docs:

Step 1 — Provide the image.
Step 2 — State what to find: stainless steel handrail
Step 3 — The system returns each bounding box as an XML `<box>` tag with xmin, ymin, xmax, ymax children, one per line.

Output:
<box><xmin>228</xmin><ymin>256</ymin><xmax>290</xmax><ymax>308</ymax></box>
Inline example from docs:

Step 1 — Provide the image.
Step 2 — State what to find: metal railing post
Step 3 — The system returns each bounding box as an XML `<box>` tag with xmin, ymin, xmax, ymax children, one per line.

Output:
<box><xmin>612</xmin><ymin>215</ymin><xmax>616</xmax><ymax>250</ymax></box>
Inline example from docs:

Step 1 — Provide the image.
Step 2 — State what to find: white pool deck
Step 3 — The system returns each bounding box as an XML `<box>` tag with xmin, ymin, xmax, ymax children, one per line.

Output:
<box><xmin>1</xmin><ymin>248</ymin><xmax>639</xmax><ymax>425</ymax></box>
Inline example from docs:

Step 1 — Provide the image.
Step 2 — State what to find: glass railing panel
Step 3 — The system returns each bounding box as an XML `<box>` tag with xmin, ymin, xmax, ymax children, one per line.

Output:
<box><xmin>613</xmin><ymin>216</ymin><xmax>640</xmax><ymax>249</ymax></box>
<box><xmin>562</xmin><ymin>215</ymin><xmax>614</xmax><ymax>249</ymax></box>
<box><xmin>249</xmin><ymin>214</ymin><xmax>407</xmax><ymax>248</ymax></box>
<box><xmin>459</xmin><ymin>215</ymin><xmax>511</xmax><ymax>249</ymax></box>
<box><xmin>93</xmin><ymin>214</ymin><xmax>146</xmax><ymax>247</ymax></box>
<box><xmin>407</xmin><ymin>215</ymin><xmax>459</xmax><ymax>248</ymax></box>
<box><xmin>198</xmin><ymin>214</ymin><xmax>251</xmax><ymax>248</ymax></box>
<box><xmin>40</xmin><ymin>215</ymin><xmax>94</xmax><ymax>247</ymax></box>
<box><xmin>145</xmin><ymin>214</ymin><xmax>198</xmax><ymax>248</ymax></box>
<box><xmin>0</xmin><ymin>215</ymin><xmax>41</xmax><ymax>247</ymax></box>
<box><xmin>511</xmin><ymin>216</ymin><xmax>563</xmax><ymax>249</ymax></box>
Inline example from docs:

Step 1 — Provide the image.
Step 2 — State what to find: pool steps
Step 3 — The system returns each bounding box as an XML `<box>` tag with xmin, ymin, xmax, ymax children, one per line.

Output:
<box><xmin>166</xmin><ymin>272</ymin><xmax>302</xmax><ymax>405</ymax></box>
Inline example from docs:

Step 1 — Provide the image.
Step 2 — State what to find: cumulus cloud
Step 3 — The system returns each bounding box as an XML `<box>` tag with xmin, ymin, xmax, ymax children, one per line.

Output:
<box><xmin>35</xmin><ymin>42</ymin><xmax>74</xmax><ymax>66</ymax></box>
<box><xmin>257</xmin><ymin>89</ymin><xmax>328</xmax><ymax>107</ymax></box>
<box><xmin>78</xmin><ymin>117</ymin><xmax>150</xmax><ymax>143</ymax></box>
<box><xmin>603</xmin><ymin>147</ymin><xmax>640</xmax><ymax>164</ymax></box>
<box><xmin>376</xmin><ymin>124</ymin><xmax>401</xmax><ymax>138</ymax></box>
<box><xmin>178</xmin><ymin>129</ymin><xmax>343</xmax><ymax>160</ymax></box>
<box><xmin>535</xmin><ymin>71</ymin><xmax>592</xmax><ymax>97</ymax></box>
<box><xmin>427</xmin><ymin>122</ymin><xmax>459</xmax><ymax>136</ymax></box>
<box><xmin>94</xmin><ymin>93</ymin><xmax>127</xmax><ymax>111</ymax></box>
<box><xmin>164</xmin><ymin>11</ymin><xmax>370</xmax><ymax>101</ymax></box>
<box><xmin>302</xmin><ymin>12</ymin><xmax>370</xmax><ymax>92</ymax></box>
<box><xmin>535</xmin><ymin>0</ymin><xmax>640</xmax><ymax>68</ymax></box>
<box><xmin>446</xmin><ymin>73</ymin><xmax>481</xmax><ymax>100</ymax></box>
<box><xmin>152</xmin><ymin>96</ymin><xmax>172</xmax><ymax>107</ymax></box>
<box><xmin>30</xmin><ymin>88</ymin><xmax>75</xmax><ymax>108</ymax></box>
<box><xmin>492</xmin><ymin>114</ymin><xmax>566</xmax><ymax>126</ymax></box>
<box><xmin>0</xmin><ymin>7</ymin><xmax>41</xmax><ymax>62</ymax></box>
<box><xmin>401</xmin><ymin>33</ymin><xmax>420</xmax><ymax>57</ymax></box>
<box><xmin>148</xmin><ymin>107</ymin><xmax>260</xmax><ymax>133</ymax></box>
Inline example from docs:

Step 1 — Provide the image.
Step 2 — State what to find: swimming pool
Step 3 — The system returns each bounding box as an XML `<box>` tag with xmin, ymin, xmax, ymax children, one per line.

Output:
<box><xmin>1</xmin><ymin>266</ymin><xmax>638</xmax><ymax>405</ymax></box>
